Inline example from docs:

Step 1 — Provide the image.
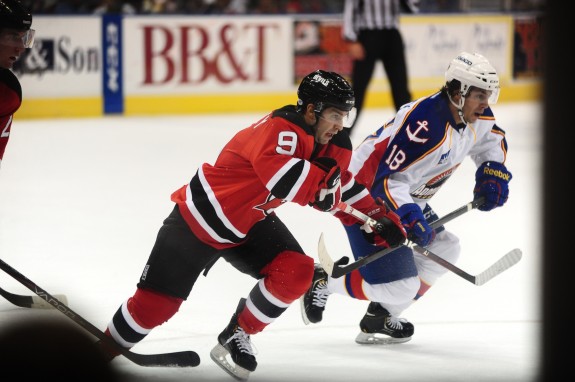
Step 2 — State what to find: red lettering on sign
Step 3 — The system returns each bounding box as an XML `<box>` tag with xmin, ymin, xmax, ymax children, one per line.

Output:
<box><xmin>142</xmin><ymin>22</ymin><xmax>280</xmax><ymax>85</ymax></box>
<box><xmin>143</xmin><ymin>26</ymin><xmax>175</xmax><ymax>84</ymax></box>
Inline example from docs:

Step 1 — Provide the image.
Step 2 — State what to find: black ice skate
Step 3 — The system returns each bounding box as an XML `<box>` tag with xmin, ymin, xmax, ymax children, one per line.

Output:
<box><xmin>300</xmin><ymin>264</ymin><xmax>330</xmax><ymax>325</ymax></box>
<box><xmin>355</xmin><ymin>302</ymin><xmax>414</xmax><ymax>345</ymax></box>
<box><xmin>210</xmin><ymin>298</ymin><xmax>257</xmax><ymax>381</ymax></box>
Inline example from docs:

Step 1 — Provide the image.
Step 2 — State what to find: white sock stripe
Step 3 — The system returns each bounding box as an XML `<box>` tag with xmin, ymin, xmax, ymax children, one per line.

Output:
<box><xmin>107</xmin><ymin>321</ymin><xmax>138</xmax><ymax>348</ymax></box>
<box><xmin>257</xmin><ymin>279</ymin><xmax>290</xmax><ymax>308</ymax></box>
<box><xmin>245</xmin><ymin>297</ymin><xmax>275</xmax><ymax>324</ymax></box>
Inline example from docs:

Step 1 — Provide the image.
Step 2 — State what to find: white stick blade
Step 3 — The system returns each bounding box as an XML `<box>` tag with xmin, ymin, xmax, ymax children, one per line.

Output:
<box><xmin>30</xmin><ymin>294</ymin><xmax>68</xmax><ymax>309</ymax></box>
<box><xmin>475</xmin><ymin>249</ymin><xmax>522</xmax><ymax>286</ymax></box>
<box><xmin>317</xmin><ymin>233</ymin><xmax>335</xmax><ymax>275</ymax></box>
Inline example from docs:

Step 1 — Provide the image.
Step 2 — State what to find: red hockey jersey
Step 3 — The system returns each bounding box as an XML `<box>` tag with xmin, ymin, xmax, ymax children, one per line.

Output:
<box><xmin>0</xmin><ymin>68</ymin><xmax>22</xmax><ymax>165</ymax></box>
<box><xmin>172</xmin><ymin>105</ymin><xmax>372</xmax><ymax>249</ymax></box>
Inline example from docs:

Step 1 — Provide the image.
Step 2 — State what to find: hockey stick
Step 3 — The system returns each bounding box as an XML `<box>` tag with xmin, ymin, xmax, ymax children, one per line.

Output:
<box><xmin>319</xmin><ymin>234</ymin><xmax>521</xmax><ymax>286</ymax></box>
<box><xmin>321</xmin><ymin>198</ymin><xmax>522</xmax><ymax>285</ymax></box>
<box><xmin>0</xmin><ymin>258</ymin><xmax>200</xmax><ymax>367</ymax></box>
<box><xmin>0</xmin><ymin>285</ymin><xmax>68</xmax><ymax>309</ymax></box>
<box><xmin>411</xmin><ymin>245</ymin><xmax>522</xmax><ymax>286</ymax></box>
<box><xmin>321</xmin><ymin>198</ymin><xmax>485</xmax><ymax>278</ymax></box>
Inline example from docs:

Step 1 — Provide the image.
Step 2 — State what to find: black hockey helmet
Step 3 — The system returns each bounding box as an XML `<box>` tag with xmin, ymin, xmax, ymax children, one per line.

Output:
<box><xmin>297</xmin><ymin>70</ymin><xmax>355</xmax><ymax>114</ymax></box>
<box><xmin>0</xmin><ymin>0</ymin><xmax>32</xmax><ymax>31</ymax></box>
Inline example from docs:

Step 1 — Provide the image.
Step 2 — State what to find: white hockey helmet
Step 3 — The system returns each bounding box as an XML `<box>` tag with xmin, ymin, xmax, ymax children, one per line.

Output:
<box><xmin>445</xmin><ymin>52</ymin><xmax>500</xmax><ymax>104</ymax></box>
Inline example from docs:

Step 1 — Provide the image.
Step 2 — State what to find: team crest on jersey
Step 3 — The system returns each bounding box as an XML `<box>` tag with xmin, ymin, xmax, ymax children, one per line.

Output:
<box><xmin>254</xmin><ymin>194</ymin><xmax>285</xmax><ymax>216</ymax></box>
<box><xmin>406</xmin><ymin>120</ymin><xmax>430</xmax><ymax>144</ymax></box>
<box><xmin>438</xmin><ymin>150</ymin><xmax>451</xmax><ymax>164</ymax></box>
<box><xmin>410</xmin><ymin>164</ymin><xmax>460</xmax><ymax>199</ymax></box>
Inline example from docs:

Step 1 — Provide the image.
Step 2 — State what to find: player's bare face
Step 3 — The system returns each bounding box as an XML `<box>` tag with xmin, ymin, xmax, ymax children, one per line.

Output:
<box><xmin>0</xmin><ymin>29</ymin><xmax>29</xmax><ymax>69</ymax></box>
<box><xmin>463</xmin><ymin>89</ymin><xmax>491</xmax><ymax>123</ymax></box>
<box><xmin>0</xmin><ymin>41</ymin><xmax>20</xmax><ymax>69</ymax></box>
<box><xmin>316</xmin><ymin>109</ymin><xmax>346</xmax><ymax>144</ymax></box>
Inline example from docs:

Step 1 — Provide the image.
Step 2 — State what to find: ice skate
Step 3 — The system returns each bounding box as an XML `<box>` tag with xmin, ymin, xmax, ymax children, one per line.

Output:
<box><xmin>300</xmin><ymin>264</ymin><xmax>330</xmax><ymax>324</ymax></box>
<box><xmin>210</xmin><ymin>298</ymin><xmax>257</xmax><ymax>380</ymax></box>
<box><xmin>355</xmin><ymin>302</ymin><xmax>414</xmax><ymax>345</ymax></box>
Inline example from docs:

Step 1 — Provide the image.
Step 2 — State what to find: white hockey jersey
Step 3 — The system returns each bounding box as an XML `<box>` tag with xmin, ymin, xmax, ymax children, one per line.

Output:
<box><xmin>350</xmin><ymin>91</ymin><xmax>508</xmax><ymax>209</ymax></box>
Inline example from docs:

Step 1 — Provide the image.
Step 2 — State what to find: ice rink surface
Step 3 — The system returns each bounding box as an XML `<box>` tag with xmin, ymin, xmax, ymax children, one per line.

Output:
<box><xmin>0</xmin><ymin>101</ymin><xmax>541</xmax><ymax>381</ymax></box>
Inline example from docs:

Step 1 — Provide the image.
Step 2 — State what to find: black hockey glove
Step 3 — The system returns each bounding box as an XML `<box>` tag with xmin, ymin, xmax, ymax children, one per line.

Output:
<box><xmin>361</xmin><ymin>198</ymin><xmax>406</xmax><ymax>248</ymax></box>
<box><xmin>310</xmin><ymin>157</ymin><xmax>341</xmax><ymax>212</ymax></box>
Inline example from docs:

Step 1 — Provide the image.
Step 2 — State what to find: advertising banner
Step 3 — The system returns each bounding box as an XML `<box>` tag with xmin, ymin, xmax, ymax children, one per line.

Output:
<box><xmin>16</xmin><ymin>16</ymin><xmax>101</xmax><ymax>98</ymax></box>
<box><xmin>102</xmin><ymin>14</ymin><xmax>124</xmax><ymax>114</ymax></box>
<box><xmin>14</xmin><ymin>14</ymin><xmax>537</xmax><ymax>119</ymax></box>
<box><xmin>122</xmin><ymin>15</ymin><xmax>293</xmax><ymax>95</ymax></box>
<box><xmin>513</xmin><ymin>16</ymin><xmax>543</xmax><ymax>78</ymax></box>
<box><xmin>403</xmin><ymin>15</ymin><xmax>513</xmax><ymax>84</ymax></box>
<box><xmin>294</xmin><ymin>14</ymin><xmax>513</xmax><ymax>93</ymax></box>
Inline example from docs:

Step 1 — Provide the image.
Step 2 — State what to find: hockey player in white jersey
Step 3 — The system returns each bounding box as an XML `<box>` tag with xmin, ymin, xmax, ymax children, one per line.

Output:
<box><xmin>301</xmin><ymin>52</ymin><xmax>512</xmax><ymax>344</ymax></box>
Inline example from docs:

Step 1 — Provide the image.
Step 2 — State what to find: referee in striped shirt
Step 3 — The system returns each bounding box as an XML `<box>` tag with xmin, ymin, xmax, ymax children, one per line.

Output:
<box><xmin>343</xmin><ymin>0</ymin><xmax>419</xmax><ymax>136</ymax></box>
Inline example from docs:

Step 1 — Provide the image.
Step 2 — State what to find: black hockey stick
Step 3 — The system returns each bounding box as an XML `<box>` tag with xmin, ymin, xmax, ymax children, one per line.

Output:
<box><xmin>318</xmin><ymin>233</ymin><xmax>521</xmax><ymax>285</ymax></box>
<box><xmin>411</xmin><ymin>244</ymin><xmax>522</xmax><ymax>286</ymax></box>
<box><xmin>0</xmin><ymin>285</ymin><xmax>68</xmax><ymax>309</ymax></box>
<box><xmin>0</xmin><ymin>258</ymin><xmax>200</xmax><ymax>367</ymax></box>
<box><xmin>320</xmin><ymin>198</ymin><xmax>522</xmax><ymax>284</ymax></box>
<box><xmin>321</xmin><ymin>198</ymin><xmax>486</xmax><ymax>278</ymax></box>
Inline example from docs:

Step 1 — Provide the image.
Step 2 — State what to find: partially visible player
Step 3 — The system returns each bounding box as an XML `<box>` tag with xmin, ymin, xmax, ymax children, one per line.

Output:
<box><xmin>98</xmin><ymin>70</ymin><xmax>406</xmax><ymax>380</ymax></box>
<box><xmin>0</xmin><ymin>0</ymin><xmax>69</xmax><ymax>311</ymax></box>
<box><xmin>302</xmin><ymin>52</ymin><xmax>512</xmax><ymax>345</ymax></box>
<box><xmin>0</xmin><ymin>0</ymin><xmax>34</xmax><ymax>169</ymax></box>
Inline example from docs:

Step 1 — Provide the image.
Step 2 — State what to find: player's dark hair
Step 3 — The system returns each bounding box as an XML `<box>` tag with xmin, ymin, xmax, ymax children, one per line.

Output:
<box><xmin>441</xmin><ymin>79</ymin><xmax>463</xmax><ymax>98</ymax></box>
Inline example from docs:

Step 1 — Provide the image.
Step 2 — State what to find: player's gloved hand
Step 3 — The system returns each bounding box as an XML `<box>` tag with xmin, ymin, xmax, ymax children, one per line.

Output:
<box><xmin>396</xmin><ymin>203</ymin><xmax>435</xmax><ymax>247</ymax></box>
<box><xmin>361</xmin><ymin>198</ymin><xmax>406</xmax><ymax>247</ymax></box>
<box><xmin>473</xmin><ymin>161</ymin><xmax>512</xmax><ymax>211</ymax></box>
<box><xmin>310</xmin><ymin>157</ymin><xmax>341</xmax><ymax>212</ymax></box>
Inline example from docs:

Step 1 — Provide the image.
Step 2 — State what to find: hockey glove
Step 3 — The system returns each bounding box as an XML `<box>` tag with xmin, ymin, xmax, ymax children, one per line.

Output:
<box><xmin>310</xmin><ymin>157</ymin><xmax>341</xmax><ymax>212</ymax></box>
<box><xmin>396</xmin><ymin>203</ymin><xmax>435</xmax><ymax>247</ymax></box>
<box><xmin>361</xmin><ymin>198</ymin><xmax>406</xmax><ymax>248</ymax></box>
<box><xmin>473</xmin><ymin>161</ymin><xmax>512</xmax><ymax>211</ymax></box>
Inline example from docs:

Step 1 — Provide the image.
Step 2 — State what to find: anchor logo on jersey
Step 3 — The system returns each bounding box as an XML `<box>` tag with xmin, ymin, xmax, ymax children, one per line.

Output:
<box><xmin>406</xmin><ymin>120</ymin><xmax>430</xmax><ymax>144</ymax></box>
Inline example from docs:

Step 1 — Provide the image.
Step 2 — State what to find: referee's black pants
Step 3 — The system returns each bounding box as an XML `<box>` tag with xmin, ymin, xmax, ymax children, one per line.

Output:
<box><xmin>349</xmin><ymin>28</ymin><xmax>411</xmax><ymax>135</ymax></box>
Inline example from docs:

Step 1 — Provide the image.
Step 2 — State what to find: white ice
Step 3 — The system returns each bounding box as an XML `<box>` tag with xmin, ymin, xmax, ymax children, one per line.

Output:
<box><xmin>0</xmin><ymin>101</ymin><xmax>541</xmax><ymax>381</ymax></box>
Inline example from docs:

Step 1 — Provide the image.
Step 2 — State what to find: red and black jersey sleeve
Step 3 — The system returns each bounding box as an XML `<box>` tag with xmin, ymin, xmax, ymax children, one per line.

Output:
<box><xmin>0</xmin><ymin>69</ymin><xmax>22</xmax><ymax>162</ymax></box>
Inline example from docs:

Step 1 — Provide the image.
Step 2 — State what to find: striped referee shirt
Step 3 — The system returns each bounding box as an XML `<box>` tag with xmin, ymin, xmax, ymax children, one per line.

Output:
<box><xmin>342</xmin><ymin>0</ymin><xmax>419</xmax><ymax>41</ymax></box>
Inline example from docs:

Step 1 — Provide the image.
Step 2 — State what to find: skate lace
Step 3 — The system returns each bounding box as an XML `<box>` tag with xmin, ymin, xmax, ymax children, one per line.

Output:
<box><xmin>227</xmin><ymin>326</ymin><xmax>258</xmax><ymax>356</ymax></box>
<box><xmin>386</xmin><ymin>316</ymin><xmax>408</xmax><ymax>330</ymax></box>
<box><xmin>312</xmin><ymin>280</ymin><xmax>330</xmax><ymax>308</ymax></box>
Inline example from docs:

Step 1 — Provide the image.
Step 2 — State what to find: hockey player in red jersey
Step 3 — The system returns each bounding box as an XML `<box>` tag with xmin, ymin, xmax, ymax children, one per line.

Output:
<box><xmin>0</xmin><ymin>2</ymin><xmax>69</xmax><ymax>309</ymax></box>
<box><xmin>99</xmin><ymin>70</ymin><xmax>406</xmax><ymax>380</ymax></box>
<box><xmin>0</xmin><ymin>0</ymin><xmax>34</xmax><ymax>168</ymax></box>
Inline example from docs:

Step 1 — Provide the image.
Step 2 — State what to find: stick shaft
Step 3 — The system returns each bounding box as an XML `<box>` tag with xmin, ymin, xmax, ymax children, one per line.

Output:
<box><xmin>329</xmin><ymin>198</ymin><xmax>485</xmax><ymax>277</ymax></box>
<box><xmin>0</xmin><ymin>258</ymin><xmax>200</xmax><ymax>367</ymax></box>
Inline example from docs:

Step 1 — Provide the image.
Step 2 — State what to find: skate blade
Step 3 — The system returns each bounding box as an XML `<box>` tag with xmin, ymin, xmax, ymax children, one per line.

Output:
<box><xmin>355</xmin><ymin>332</ymin><xmax>412</xmax><ymax>345</ymax></box>
<box><xmin>210</xmin><ymin>344</ymin><xmax>251</xmax><ymax>381</ymax></box>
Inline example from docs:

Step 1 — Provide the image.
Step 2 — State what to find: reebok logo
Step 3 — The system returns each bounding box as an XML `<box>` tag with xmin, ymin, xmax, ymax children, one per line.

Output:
<box><xmin>482</xmin><ymin>167</ymin><xmax>510</xmax><ymax>181</ymax></box>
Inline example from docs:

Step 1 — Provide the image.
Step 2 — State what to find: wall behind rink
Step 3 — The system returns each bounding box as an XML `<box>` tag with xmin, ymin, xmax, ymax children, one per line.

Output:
<box><xmin>14</xmin><ymin>13</ymin><xmax>542</xmax><ymax>119</ymax></box>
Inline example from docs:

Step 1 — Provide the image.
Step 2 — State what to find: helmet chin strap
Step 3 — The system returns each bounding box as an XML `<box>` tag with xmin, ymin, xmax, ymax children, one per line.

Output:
<box><xmin>448</xmin><ymin>93</ymin><xmax>468</xmax><ymax>125</ymax></box>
